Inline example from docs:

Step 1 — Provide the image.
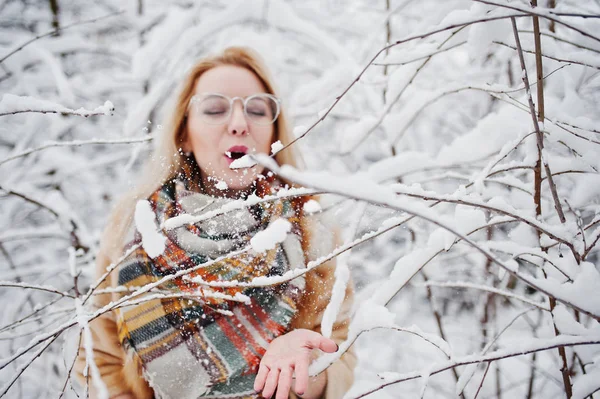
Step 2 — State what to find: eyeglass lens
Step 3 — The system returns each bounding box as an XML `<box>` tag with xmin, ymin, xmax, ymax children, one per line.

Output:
<box><xmin>193</xmin><ymin>95</ymin><xmax>278</xmax><ymax>125</ymax></box>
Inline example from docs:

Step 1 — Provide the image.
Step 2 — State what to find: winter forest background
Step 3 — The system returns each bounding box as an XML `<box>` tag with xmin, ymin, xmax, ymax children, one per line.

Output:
<box><xmin>1</xmin><ymin>0</ymin><xmax>600</xmax><ymax>398</ymax></box>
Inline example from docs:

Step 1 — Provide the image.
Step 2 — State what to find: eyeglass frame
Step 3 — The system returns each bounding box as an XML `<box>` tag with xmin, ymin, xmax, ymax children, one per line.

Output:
<box><xmin>187</xmin><ymin>92</ymin><xmax>281</xmax><ymax>125</ymax></box>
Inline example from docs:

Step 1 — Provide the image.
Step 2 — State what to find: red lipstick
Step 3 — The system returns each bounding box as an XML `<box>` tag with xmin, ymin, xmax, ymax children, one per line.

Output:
<box><xmin>224</xmin><ymin>145</ymin><xmax>249</xmax><ymax>165</ymax></box>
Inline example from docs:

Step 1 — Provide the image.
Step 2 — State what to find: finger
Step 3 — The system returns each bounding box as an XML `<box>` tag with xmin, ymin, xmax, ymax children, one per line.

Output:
<box><xmin>262</xmin><ymin>367</ymin><xmax>280</xmax><ymax>399</ymax></box>
<box><xmin>276</xmin><ymin>366</ymin><xmax>293</xmax><ymax>399</ymax></box>
<box><xmin>294</xmin><ymin>356</ymin><xmax>310</xmax><ymax>396</ymax></box>
<box><xmin>318</xmin><ymin>337</ymin><xmax>338</xmax><ymax>353</ymax></box>
<box><xmin>254</xmin><ymin>363</ymin><xmax>270</xmax><ymax>393</ymax></box>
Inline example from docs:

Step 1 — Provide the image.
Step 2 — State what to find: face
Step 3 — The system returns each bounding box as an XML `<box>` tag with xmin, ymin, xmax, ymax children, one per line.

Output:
<box><xmin>182</xmin><ymin>65</ymin><xmax>275</xmax><ymax>194</ymax></box>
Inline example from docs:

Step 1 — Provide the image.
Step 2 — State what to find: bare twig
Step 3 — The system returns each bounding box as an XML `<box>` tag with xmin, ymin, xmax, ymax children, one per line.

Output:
<box><xmin>389</xmin><ymin>183</ymin><xmax>573</xmax><ymax>249</ymax></box>
<box><xmin>519</xmin><ymin>30</ymin><xmax>600</xmax><ymax>55</ymax></box>
<box><xmin>58</xmin><ymin>330</ymin><xmax>83</xmax><ymax>399</ymax></box>
<box><xmin>420</xmin><ymin>271</ymin><xmax>463</xmax><ymax>393</ymax></box>
<box><xmin>493</xmin><ymin>41</ymin><xmax>600</xmax><ymax>70</ymax></box>
<box><xmin>583</xmin><ymin>230</ymin><xmax>600</xmax><ymax>260</ymax></box>
<box><xmin>0</xmin><ymin>10</ymin><xmax>125</xmax><ymax>64</ymax></box>
<box><xmin>0</xmin><ymin>332</ymin><xmax>61</xmax><ymax>396</ymax></box>
<box><xmin>275</xmin><ymin>11</ymin><xmax>532</xmax><ymax>154</ymax></box>
<box><xmin>0</xmin><ymin>185</ymin><xmax>87</xmax><ymax>251</ymax></box>
<box><xmin>512</xmin><ymin>12</ymin><xmax>573</xmax><ymax>395</ymax></box>
<box><xmin>257</xmin><ymin>157</ymin><xmax>596</xmax><ymax>320</ymax></box>
<box><xmin>0</xmin><ymin>281</ymin><xmax>75</xmax><ymax>298</ymax></box>
<box><xmin>475</xmin><ymin>0</ymin><xmax>600</xmax><ymax>43</ymax></box>
<box><xmin>349</xmin><ymin>335</ymin><xmax>600</xmax><ymax>399</ymax></box>
<box><xmin>473</xmin><ymin>362</ymin><xmax>492</xmax><ymax>399</ymax></box>
<box><xmin>0</xmin><ymin>297</ymin><xmax>64</xmax><ymax>334</ymax></box>
<box><xmin>415</xmin><ymin>281</ymin><xmax>550</xmax><ymax>311</ymax></box>
<box><xmin>0</xmin><ymin>136</ymin><xmax>152</xmax><ymax>167</ymax></box>
<box><xmin>373</xmin><ymin>41</ymin><xmax>467</xmax><ymax>66</ymax></box>
<box><xmin>0</xmin><ymin>99</ymin><xmax>114</xmax><ymax>118</ymax></box>
<box><xmin>510</xmin><ymin>17</ymin><xmax>567</xmax><ymax>225</ymax></box>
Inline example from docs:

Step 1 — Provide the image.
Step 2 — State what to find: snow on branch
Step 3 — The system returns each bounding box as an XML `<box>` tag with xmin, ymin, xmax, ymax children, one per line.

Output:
<box><xmin>0</xmin><ymin>136</ymin><xmax>152</xmax><ymax>167</ymax></box>
<box><xmin>0</xmin><ymin>94</ymin><xmax>114</xmax><ymax>117</ymax></box>
<box><xmin>0</xmin><ymin>10</ymin><xmax>125</xmax><ymax>64</ymax></box>
<box><xmin>348</xmin><ymin>334</ymin><xmax>600</xmax><ymax>399</ymax></box>
<box><xmin>413</xmin><ymin>280</ymin><xmax>550</xmax><ymax>311</ymax></box>
<box><xmin>0</xmin><ymin>281</ymin><xmax>75</xmax><ymax>298</ymax></box>
<box><xmin>252</xmin><ymin>155</ymin><xmax>600</xmax><ymax>320</ymax></box>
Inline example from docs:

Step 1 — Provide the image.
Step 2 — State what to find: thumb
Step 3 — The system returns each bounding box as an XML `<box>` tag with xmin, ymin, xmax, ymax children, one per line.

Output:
<box><xmin>318</xmin><ymin>337</ymin><xmax>338</xmax><ymax>353</ymax></box>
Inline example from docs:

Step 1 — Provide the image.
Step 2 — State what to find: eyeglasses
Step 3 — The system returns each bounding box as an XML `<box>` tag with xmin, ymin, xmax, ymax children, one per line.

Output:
<box><xmin>188</xmin><ymin>93</ymin><xmax>281</xmax><ymax>125</ymax></box>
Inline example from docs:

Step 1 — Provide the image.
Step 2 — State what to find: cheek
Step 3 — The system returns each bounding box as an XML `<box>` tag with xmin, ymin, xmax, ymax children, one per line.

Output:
<box><xmin>188</xmin><ymin>127</ymin><xmax>220</xmax><ymax>157</ymax></box>
<box><xmin>258</xmin><ymin>127</ymin><xmax>275</xmax><ymax>153</ymax></box>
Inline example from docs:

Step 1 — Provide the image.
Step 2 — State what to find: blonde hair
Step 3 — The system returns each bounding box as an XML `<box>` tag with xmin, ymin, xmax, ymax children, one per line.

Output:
<box><xmin>99</xmin><ymin>47</ymin><xmax>301</xmax><ymax>264</ymax></box>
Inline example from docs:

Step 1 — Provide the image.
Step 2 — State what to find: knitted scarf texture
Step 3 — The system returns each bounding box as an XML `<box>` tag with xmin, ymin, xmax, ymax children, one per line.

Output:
<box><xmin>115</xmin><ymin>159</ymin><xmax>308</xmax><ymax>399</ymax></box>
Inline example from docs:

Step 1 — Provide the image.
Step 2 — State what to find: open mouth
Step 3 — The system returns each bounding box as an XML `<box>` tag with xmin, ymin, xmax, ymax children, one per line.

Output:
<box><xmin>225</xmin><ymin>145</ymin><xmax>249</xmax><ymax>163</ymax></box>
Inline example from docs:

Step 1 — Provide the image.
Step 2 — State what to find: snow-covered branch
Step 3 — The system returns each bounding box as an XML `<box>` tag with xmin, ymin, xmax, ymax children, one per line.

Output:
<box><xmin>0</xmin><ymin>94</ymin><xmax>114</xmax><ymax>118</ymax></box>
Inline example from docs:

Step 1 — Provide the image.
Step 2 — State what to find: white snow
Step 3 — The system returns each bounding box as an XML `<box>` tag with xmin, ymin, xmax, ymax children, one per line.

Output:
<box><xmin>0</xmin><ymin>94</ymin><xmax>114</xmax><ymax>117</ymax></box>
<box><xmin>270</xmin><ymin>140</ymin><xmax>284</xmax><ymax>155</ymax></box>
<box><xmin>2</xmin><ymin>2</ymin><xmax>600</xmax><ymax>398</ymax></box>
<box><xmin>229</xmin><ymin>154</ymin><xmax>257</xmax><ymax>169</ymax></box>
<box><xmin>134</xmin><ymin>200</ymin><xmax>166</xmax><ymax>259</ymax></box>
<box><xmin>250</xmin><ymin>218</ymin><xmax>292</xmax><ymax>253</ymax></box>
<box><xmin>214</xmin><ymin>180</ymin><xmax>228</xmax><ymax>190</ymax></box>
<box><xmin>320</xmin><ymin>255</ymin><xmax>349</xmax><ymax>338</ymax></box>
<box><xmin>293</xmin><ymin>125</ymin><xmax>307</xmax><ymax>137</ymax></box>
<box><xmin>572</xmin><ymin>367</ymin><xmax>600</xmax><ymax>399</ymax></box>
<box><xmin>303</xmin><ymin>199</ymin><xmax>321</xmax><ymax>214</ymax></box>
<box><xmin>75</xmin><ymin>299</ymin><xmax>109</xmax><ymax>399</ymax></box>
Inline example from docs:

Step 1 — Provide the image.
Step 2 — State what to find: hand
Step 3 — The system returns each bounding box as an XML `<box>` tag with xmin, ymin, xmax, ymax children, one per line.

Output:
<box><xmin>254</xmin><ymin>329</ymin><xmax>338</xmax><ymax>399</ymax></box>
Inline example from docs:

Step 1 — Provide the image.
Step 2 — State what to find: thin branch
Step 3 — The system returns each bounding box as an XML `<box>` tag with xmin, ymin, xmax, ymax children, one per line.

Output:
<box><xmin>415</xmin><ymin>281</ymin><xmax>550</xmax><ymax>311</ymax></box>
<box><xmin>0</xmin><ymin>185</ymin><xmax>59</xmax><ymax>218</ymax></box>
<box><xmin>349</xmin><ymin>335</ymin><xmax>600</xmax><ymax>399</ymax></box>
<box><xmin>583</xmin><ymin>230</ymin><xmax>600</xmax><ymax>260</ymax></box>
<box><xmin>275</xmin><ymin>11</ymin><xmax>533</xmax><ymax>154</ymax></box>
<box><xmin>510</xmin><ymin>17</ymin><xmax>566</xmax><ymax>224</ymax></box>
<box><xmin>0</xmin><ymin>136</ymin><xmax>152</xmax><ymax>167</ymax></box>
<box><xmin>0</xmin><ymin>297</ymin><xmax>64</xmax><ymax>334</ymax></box>
<box><xmin>511</xmin><ymin>252</ymin><xmax>573</xmax><ymax>282</ymax></box>
<box><xmin>0</xmin><ymin>10</ymin><xmax>125</xmax><ymax>64</ymax></box>
<box><xmin>518</xmin><ymin>7</ymin><xmax>573</xmax><ymax>395</ymax></box>
<box><xmin>58</xmin><ymin>330</ymin><xmax>83</xmax><ymax>399</ymax></box>
<box><xmin>493</xmin><ymin>41</ymin><xmax>600</xmax><ymax>70</ymax></box>
<box><xmin>458</xmin><ymin>307</ymin><xmax>539</xmax><ymax>396</ymax></box>
<box><xmin>0</xmin><ymin>97</ymin><xmax>114</xmax><ymax>118</ymax></box>
<box><xmin>475</xmin><ymin>0</ymin><xmax>600</xmax><ymax>43</ymax></box>
<box><xmin>519</xmin><ymin>29</ymin><xmax>600</xmax><ymax>55</ymax></box>
<box><xmin>473</xmin><ymin>362</ymin><xmax>492</xmax><ymax>399</ymax></box>
<box><xmin>389</xmin><ymin>183</ymin><xmax>572</xmax><ymax>248</ymax></box>
<box><xmin>420</xmin><ymin>270</ymin><xmax>463</xmax><ymax>391</ymax></box>
<box><xmin>373</xmin><ymin>41</ymin><xmax>467</xmax><ymax>66</ymax></box>
<box><xmin>0</xmin><ymin>185</ymin><xmax>87</xmax><ymax>251</ymax></box>
<box><xmin>0</xmin><ymin>281</ymin><xmax>75</xmax><ymax>298</ymax></box>
<box><xmin>0</xmin><ymin>311</ymin><xmax>72</xmax><ymax>341</ymax></box>
<box><xmin>351</xmin><ymin>27</ymin><xmax>468</xmax><ymax>153</ymax></box>
<box><xmin>0</xmin><ymin>332</ymin><xmax>61</xmax><ymax>396</ymax></box>
<box><xmin>257</xmin><ymin>157</ymin><xmax>596</xmax><ymax>319</ymax></box>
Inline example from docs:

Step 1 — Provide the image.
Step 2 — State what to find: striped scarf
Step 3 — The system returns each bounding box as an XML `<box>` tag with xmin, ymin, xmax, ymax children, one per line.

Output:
<box><xmin>115</xmin><ymin>160</ymin><xmax>308</xmax><ymax>399</ymax></box>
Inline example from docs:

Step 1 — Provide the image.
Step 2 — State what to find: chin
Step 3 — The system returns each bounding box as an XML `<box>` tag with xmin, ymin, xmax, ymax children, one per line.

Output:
<box><xmin>221</xmin><ymin>167</ymin><xmax>264</xmax><ymax>190</ymax></box>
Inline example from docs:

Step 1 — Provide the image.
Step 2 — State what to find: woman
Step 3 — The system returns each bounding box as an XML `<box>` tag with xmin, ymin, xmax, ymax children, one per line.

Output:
<box><xmin>75</xmin><ymin>47</ymin><xmax>355</xmax><ymax>399</ymax></box>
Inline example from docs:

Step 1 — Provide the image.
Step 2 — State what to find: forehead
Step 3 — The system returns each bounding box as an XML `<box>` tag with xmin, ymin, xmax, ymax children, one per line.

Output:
<box><xmin>193</xmin><ymin>65</ymin><xmax>268</xmax><ymax>97</ymax></box>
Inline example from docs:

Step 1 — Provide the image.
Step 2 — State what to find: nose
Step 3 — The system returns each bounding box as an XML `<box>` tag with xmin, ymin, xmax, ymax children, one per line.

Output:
<box><xmin>228</xmin><ymin>101</ymin><xmax>248</xmax><ymax>136</ymax></box>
